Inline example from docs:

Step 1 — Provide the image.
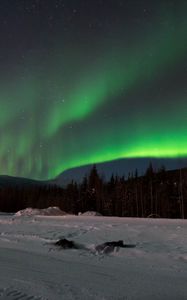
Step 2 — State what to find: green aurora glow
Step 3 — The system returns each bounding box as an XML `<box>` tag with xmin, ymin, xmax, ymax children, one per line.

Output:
<box><xmin>1</xmin><ymin>1</ymin><xmax>187</xmax><ymax>179</ymax></box>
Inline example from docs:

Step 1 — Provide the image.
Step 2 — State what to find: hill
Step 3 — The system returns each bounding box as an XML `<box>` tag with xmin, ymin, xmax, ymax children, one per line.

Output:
<box><xmin>0</xmin><ymin>175</ymin><xmax>50</xmax><ymax>188</ymax></box>
<box><xmin>54</xmin><ymin>157</ymin><xmax>187</xmax><ymax>186</ymax></box>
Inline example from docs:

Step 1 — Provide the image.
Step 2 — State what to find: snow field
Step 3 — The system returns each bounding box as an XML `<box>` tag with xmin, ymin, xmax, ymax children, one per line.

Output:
<box><xmin>0</xmin><ymin>214</ymin><xmax>186</xmax><ymax>299</ymax></box>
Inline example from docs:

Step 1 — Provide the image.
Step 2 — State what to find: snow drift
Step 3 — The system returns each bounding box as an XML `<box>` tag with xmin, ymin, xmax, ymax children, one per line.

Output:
<box><xmin>15</xmin><ymin>206</ymin><xmax>67</xmax><ymax>216</ymax></box>
<box><xmin>81</xmin><ymin>211</ymin><xmax>102</xmax><ymax>216</ymax></box>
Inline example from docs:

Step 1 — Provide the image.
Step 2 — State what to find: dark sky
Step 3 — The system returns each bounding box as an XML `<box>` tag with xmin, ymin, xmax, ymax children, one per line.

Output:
<box><xmin>0</xmin><ymin>0</ymin><xmax>187</xmax><ymax>179</ymax></box>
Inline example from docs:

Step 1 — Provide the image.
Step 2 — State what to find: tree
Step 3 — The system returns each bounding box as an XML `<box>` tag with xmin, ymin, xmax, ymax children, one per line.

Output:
<box><xmin>87</xmin><ymin>165</ymin><xmax>103</xmax><ymax>213</ymax></box>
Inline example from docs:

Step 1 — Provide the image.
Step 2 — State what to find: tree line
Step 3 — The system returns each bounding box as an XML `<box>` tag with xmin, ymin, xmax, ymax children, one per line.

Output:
<box><xmin>0</xmin><ymin>164</ymin><xmax>186</xmax><ymax>218</ymax></box>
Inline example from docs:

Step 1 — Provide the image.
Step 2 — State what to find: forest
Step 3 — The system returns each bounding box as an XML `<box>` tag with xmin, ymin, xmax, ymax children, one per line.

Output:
<box><xmin>0</xmin><ymin>164</ymin><xmax>186</xmax><ymax>219</ymax></box>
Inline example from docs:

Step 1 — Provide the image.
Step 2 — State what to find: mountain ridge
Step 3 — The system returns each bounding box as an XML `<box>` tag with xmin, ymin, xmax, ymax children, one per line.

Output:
<box><xmin>0</xmin><ymin>157</ymin><xmax>187</xmax><ymax>187</ymax></box>
<box><xmin>54</xmin><ymin>157</ymin><xmax>187</xmax><ymax>186</ymax></box>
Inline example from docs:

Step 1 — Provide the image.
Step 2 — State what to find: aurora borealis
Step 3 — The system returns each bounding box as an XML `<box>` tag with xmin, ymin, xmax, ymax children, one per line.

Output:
<box><xmin>1</xmin><ymin>0</ymin><xmax>187</xmax><ymax>179</ymax></box>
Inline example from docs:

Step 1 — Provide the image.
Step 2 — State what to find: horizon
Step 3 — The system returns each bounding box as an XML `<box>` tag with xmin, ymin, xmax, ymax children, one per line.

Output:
<box><xmin>0</xmin><ymin>156</ymin><xmax>187</xmax><ymax>183</ymax></box>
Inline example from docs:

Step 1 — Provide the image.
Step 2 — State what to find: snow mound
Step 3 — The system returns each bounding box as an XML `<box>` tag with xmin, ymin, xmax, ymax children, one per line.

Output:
<box><xmin>81</xmin><ymin>211</ymin><xmax>102</xmax><ymax>216</ymax></box>
<box><xmin>15</xmin><ymin>207</ymin><xmax>67</xmax><ymax>216</ymax></box>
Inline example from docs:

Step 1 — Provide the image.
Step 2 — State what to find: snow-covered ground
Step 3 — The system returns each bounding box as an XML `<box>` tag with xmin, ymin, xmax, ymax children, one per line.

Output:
<box><xmin>0</xmin><ymin>213</ymin><xmax>186</xmax><ymax>300</ymax></box>
<box><xmin>15</xmin><ymin>207</ymin><xmax>67</xmax><ymax>217</ymax></box>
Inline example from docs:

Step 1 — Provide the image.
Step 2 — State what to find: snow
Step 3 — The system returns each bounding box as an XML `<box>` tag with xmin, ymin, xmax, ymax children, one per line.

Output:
<box><xmin>81</xmin><ymin>211</ymin><xmax>102</xmax><ymax>216</ymax></box>
<box><xmin>15</xmin><ymin>206</ymin><xmax>67</xmax><ymax>216</ymax></box>
<box><xmin>0</xmin><ymin>214</ymin><xmax>186</xmax><ymax>300</ymax></box>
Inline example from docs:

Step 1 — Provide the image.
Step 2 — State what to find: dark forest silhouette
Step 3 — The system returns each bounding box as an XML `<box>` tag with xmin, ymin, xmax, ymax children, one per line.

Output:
<box><xmin>0</xmin><ymin>164</ymin><xmax>187</xmax><ymax>219</ymax></box>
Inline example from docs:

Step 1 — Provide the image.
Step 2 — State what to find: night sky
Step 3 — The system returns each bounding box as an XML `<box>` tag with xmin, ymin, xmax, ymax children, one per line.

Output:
<box><xmin>0</xmin><ymin>0</ymin><xmax>187</xmax><ymax>180</ymax></box>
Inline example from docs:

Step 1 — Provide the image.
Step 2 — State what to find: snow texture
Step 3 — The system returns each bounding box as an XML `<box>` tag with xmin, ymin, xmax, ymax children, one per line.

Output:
<box><xmin>81</xmin><ymin>211</ymin><xmax>102</xmax><ymax>216</ymax></box>
<box><xmin>0</xmin><ymin>213</ymin><xmax>186</xmax><ymax>299</ymax></box>
<box><xmin>15</xmin><ymin>207</ymin><xmax>67</xmax><ymax>216</ymax></box>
